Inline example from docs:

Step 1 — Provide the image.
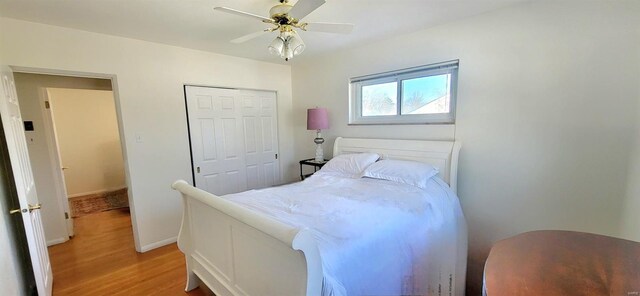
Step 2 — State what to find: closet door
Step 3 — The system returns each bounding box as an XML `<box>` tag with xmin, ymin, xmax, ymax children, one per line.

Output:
<box><xmin>186</xmin><ymin>86</ymin><xmax>246</xmax><ymax>195</ymax></box>
<box><xmin>239</xmin><ymin>90</ymin><xmax>280</xmax><ymax>189</ymax></box>
<box><xmin>185</xmin><ymin>86</ymin><xmax>280</xmax><ymax>195</ymax></box>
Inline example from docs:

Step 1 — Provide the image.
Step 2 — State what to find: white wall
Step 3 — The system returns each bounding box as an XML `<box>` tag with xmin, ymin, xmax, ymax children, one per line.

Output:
<box><xmin>48</xmin><ymin>88</ymin><xmax>126</xmax><ymax>197</ymax></box>
<box><xmin>291</xmin><ymin>1</ymin><xmax>640</xmax><ymax>293</ymax></box>
<box><xmin>14</xmin><ymin>73</ymin><xmax>112</xmax><ymax>245</ymax></box>
<box><xmin>0</xmin><ymin>17</ymin><xmax>295</xmax><ymax>252</ymax></box>
<box><xmin>620</xmin><ymin>40</ymin><xmax>640</xmax><ymax>242</ymax></box>
<box><xmin>621</xmin><ymin>104</ymin><xmax>640</xmax><ymax>241</ymax></box>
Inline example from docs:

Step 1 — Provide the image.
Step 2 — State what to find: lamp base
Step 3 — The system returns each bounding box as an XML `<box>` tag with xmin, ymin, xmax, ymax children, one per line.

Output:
<box><xmin>314</xmin><ymin>130</ymin><xmax>324</xmax><ymax>162</ymax></box>
<box><xmin>315</xmin><ymin>144</ymin><xmax>324</xmax><ymax>162</ymax></box>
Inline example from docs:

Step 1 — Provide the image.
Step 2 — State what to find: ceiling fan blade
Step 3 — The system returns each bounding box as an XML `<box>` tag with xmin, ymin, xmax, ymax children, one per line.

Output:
<box><xmin>289</xmin><ymin>0</ymin><xmax>326</xmax><ymax>20</ymax></box>
<box><xmin>230</xmin><ymin>30</ymin><xmax>271</xmax><ymax>44</ymax></box>
<box><xmin>214</xmin><ymin>7</ymin><xmax>273</xmax><ymax>23</ymax></box>
<box><xmin>304</xmin><ymin>22</ymin><xmax>354</xmax><ymax>34</ymax></box>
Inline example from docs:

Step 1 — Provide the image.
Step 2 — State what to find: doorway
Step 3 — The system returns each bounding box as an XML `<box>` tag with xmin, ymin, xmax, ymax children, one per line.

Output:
<box><xmin>13</xmin><ymin>72</ymin><xmax>136</xmax><ymax>294</ymax></box>
<box><xmin>46</xmin><ymin>88</ymin><xmax>128</xmax><ymax>219</ymax></box>
<box><xmin>14</xmin><ymin>73</ymin><xmax>132</xmax><ymax>249</ymax></box>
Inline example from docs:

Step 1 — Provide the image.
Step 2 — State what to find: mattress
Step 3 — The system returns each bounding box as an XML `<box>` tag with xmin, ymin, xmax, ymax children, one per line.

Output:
<box><xmin>223</xmin><ymin>172</ymin><xmax>467</xmax><ymax>296</ymax></box>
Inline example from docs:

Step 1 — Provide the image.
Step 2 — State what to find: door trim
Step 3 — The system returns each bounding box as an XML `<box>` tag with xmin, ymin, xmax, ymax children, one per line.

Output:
<box><xmin>182</xmin><ymin>86</ymin><xmax>196</xmax><ymax>186</ymax></box>
<box><xmin>183</xmin><ymin>83</ymin><xmax>279</xmax><ymax>93</ymax></box>
<box><xmin>9</xmin><ymin>66</ymin><xmax>142</xmax><ymax>252</ymax></box>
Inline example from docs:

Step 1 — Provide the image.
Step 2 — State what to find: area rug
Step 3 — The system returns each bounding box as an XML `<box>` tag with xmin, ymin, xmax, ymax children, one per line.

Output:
<box><xmin>69</xmin><ymin>188</ymin><xmax>129</xmax><ymax>217</ymax></box>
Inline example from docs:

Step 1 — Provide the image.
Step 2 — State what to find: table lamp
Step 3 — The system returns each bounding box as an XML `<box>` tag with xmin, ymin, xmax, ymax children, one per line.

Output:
<box><xmin>307</xmin><ymin>108</ymin><xmax>329</xmax><ymax>162</ymax></box>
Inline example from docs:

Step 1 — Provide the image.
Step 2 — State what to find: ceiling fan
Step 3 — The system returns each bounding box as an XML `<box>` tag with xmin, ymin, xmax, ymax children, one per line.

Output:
<box><xmin>214</xmin><ymin>0</ymin><xmax>354</xmax><ymax>61</ymax></box>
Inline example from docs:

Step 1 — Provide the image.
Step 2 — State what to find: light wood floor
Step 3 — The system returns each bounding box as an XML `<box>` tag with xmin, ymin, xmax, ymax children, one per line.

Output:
<box><xmin>48</xmin><ymin>208</ymin><xmax>207</xmax><ymax>296</ymax></box>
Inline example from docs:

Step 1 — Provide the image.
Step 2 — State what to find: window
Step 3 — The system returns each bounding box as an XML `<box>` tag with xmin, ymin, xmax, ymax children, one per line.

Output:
<box><xmin>349</xmin><ymin>60</ymin><xmax>458</xmax><ymax>125</ymax></box>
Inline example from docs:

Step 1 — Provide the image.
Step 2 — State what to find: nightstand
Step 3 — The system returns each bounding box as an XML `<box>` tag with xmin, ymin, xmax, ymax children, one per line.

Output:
<box><xmin>299</xmin><ymin>158</ymin><xmax>329</xmax><ymax>180</ymax></box>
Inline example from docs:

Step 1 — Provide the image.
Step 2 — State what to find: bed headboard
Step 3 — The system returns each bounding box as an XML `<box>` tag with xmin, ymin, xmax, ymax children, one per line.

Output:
<box><xmin>333</xmin><ymin>137</ymin><xmax>462</xmax><ymax>193</ymax></box>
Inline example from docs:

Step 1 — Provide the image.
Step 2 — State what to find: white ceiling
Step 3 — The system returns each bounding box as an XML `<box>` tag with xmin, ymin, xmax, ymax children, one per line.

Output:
<box><xmin>0</xmin><ymin>0</ymin><xmax>526</xmax><ymax>64</ymax></box>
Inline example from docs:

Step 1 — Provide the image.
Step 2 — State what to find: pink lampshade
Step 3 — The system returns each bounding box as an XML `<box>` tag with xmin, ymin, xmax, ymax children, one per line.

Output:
<box><xmin>307</xmin><ymin>108</ymin><xmax>329</xmax><ymax>130</ymax></box>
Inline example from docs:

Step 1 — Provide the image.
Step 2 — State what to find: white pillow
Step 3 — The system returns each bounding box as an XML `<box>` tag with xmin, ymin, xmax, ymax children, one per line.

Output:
<box><xmin>362</xmin><ymin>159</ymin><xmax>439</xmax><ymax>189</ymax></box>
<box><xmin>319</xmin><ymin>153</ymin><xmax>380</xmax><ymax>178</ymax></box>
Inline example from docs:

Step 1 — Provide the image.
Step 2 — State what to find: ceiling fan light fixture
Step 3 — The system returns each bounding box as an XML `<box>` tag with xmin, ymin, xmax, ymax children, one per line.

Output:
<box><xmin>282</xmin><ymin>43</ymin><xmax>294</xmax><ymax>61</ymax></box>
<box><xmin>216</xmin><ymin>0</ymin><xmax>354</xmax><ymax>62</ymax></box>
<box><xmin>268</xmin><ymin>30</ymin><xmax>305</xmax><ymax>61</ymax></box>
<box><xmin>268</xmin><ymin>36</ymin><xmax>285</xmax><ymax>55</ymax></box>
<box><xmin>287</xmin><ymin>32</ymin><xmax>305</xmax><ymax>55</ymax></box>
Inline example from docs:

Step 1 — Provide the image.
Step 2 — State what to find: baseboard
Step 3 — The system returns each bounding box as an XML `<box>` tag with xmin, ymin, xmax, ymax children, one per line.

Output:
<box><xmin>46</xmin><ymin>236</ymin><xmax>68</xmax><ymax>246</ymax></box>
<box><xmin>139</xmin><ymin>236</ymin><xmax>177</xmax><ymax>253</ymax></box>
<box><xmin>67</xmin><ymin>186</ymin><xmax>127</xmax><ymax>198</ymax></box>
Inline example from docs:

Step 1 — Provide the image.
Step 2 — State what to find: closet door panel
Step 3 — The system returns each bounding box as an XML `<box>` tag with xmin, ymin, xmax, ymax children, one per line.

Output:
<box><xmin>240</xmin><ymin>90</ymin><xmax>280</xmax><ymax>189</ymax></box>
<box><xmin>186</xmin><ymin>86</ymin><xmax>247</xmax><ymax>195</ymax></box>
<box><xmin>186</xmin><ymin>86</ymin><xmax>279</xmax><ymax>195</ymax></box>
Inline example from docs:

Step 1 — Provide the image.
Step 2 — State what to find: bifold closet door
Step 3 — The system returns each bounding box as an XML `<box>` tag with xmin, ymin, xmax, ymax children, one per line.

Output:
<box><xmin>238</xmin><ymin>89</ymin><xmax>280</xmax><ymax>189</ymax></box>
<box><xmin>185</xmin><ymin>86</ymin><xmax>280</xmax><ymax>196</ymax></box>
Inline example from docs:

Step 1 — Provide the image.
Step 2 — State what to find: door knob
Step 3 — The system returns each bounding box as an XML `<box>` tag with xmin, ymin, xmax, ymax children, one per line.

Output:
<box><xmin>9</xmin><ymin>208</ymin><xmax>23</xmax><ymax>214</ymax></box>
<box><xmin>28</xmin><ymin>203</ymin><xmax>42</xmax><ymax>212</ymax></box>
<box><xmin>62</xmin><ymin>167</ymin><xmax>69</xmax><ymax>170</ymax></box>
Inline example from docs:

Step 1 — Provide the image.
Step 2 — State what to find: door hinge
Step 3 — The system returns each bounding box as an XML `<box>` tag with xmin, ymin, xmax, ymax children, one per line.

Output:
<box><xmin>275</xmin><ymin>153</ymin><xmax>278</xmax><ymax>159</ymax></box>
<box><xmin>45</xmin><ymin>101</ymin><xmax>50</xmax><ymax>109</ymax></box>
<box><xmin>64</xmin><ymin>212</ymin><xmax>69</xmax><ymax>219</ymax></box>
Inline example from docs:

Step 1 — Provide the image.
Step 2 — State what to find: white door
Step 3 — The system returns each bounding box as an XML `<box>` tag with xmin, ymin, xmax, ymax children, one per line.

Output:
<box><xmin>0</xmin><ymin>66</ymin><xmax>53</xmax><ymax>295</ymax></box>
<box><xmin>186</xmin><ymin>86</ymin><xmax>248</xmax><ymax>195</ymax></box>
<box><xmin>42</xmin><ymin>89</ymin><xmax>73</xmax><ymax>236</ymax></box>
<box><xmin>239</xmin><ymin>90</ymin><xmax>280</xmax><ymax>189</ymax></box>
<box><xmin>185</xmin><ymin>86</ymin><xmax>280</xmax><ymax>195</ymax></box>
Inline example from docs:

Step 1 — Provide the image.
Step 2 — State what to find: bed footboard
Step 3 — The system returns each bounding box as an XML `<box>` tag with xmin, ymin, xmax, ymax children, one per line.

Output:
<box><xmin>172</xmin><ymin>180</ymin><xmax>323</xmax><ymax>296</ymax></box>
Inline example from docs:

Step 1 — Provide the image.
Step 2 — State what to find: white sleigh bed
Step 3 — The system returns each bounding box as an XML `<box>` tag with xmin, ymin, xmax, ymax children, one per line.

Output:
<box><xmin>172</xmin><ymin>137</ymin><xmax>466</xmax><ymax>296</ymax></box>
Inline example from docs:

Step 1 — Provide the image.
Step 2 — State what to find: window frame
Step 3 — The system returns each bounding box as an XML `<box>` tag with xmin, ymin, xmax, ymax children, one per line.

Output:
<box><xmin>349</xmin><ymin>60</ymin><xmax>458</xmax><ymax>125</ymax></box>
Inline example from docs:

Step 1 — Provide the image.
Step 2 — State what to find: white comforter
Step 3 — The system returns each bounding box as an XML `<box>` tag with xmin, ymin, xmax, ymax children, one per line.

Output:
<box><xmin>223</xmin><ymin>172</ymin><xmax>467</xmax><ymax>296</ymax></box>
